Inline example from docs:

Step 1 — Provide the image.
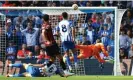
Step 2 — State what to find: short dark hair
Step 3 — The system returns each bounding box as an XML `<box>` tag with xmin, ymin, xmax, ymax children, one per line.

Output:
<box><xmin>62</xmin><ymin>12</ymin><xmax>68</xmax><ymax>19</ymax></box>
<box><xmin>96</xmin><ymin>38</ymin><xmax>101</xmax><ymax>43</ymax></box>
<box><xmin>43</xmin><ymin>14</ymin><xmax>49</xmax><ymax>21</ymax></box>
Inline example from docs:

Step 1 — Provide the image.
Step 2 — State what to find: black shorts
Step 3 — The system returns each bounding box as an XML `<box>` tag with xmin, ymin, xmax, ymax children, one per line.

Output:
<box><xmin>45</xmin><ymin>42</ymin><xmax>60</xmax><ymax>57</ymax></box>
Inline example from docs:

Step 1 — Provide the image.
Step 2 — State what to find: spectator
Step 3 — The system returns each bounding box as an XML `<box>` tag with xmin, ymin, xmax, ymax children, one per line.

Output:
<box><xmin>79</xmin><ymin>1</ymin><xmax>86</xmax><ymax>7</ymax></box>
<box><xmin>85</xmin><ymin>25</ymin><xmax>95</xmax><ymax>44</ymax></box>
<box><xmin>107</xmin><ymin>12</ymin><xmax>114</xmax><ymax>22</ymax></box>
<box><xmin>0</xmin><ymin>1</ymin><xmax>131</xmax><ymax>9</ymax></box>
<box><xmin>2</xmin><ymin>1</ymin><xmax>13</xmax><ymax>7</ymax></box>
<box><xmin>107</xmin><ymin>33</ymin><xmax>114</xmax><ymax>58</ymax></box>
<box><xmin>127</xmin><ymin>1</ymin><xmax>133</xmax><ymax>10</ymax></box>
<box><xmin>23</xmin><ymin>14</ymin><xmax>35</xmax><ymax>29</ymax></box>
<box><xmin>86</xmin><ymin>1</ymin><xmax>92</xmax><ymax>7</ymax></box>
<box><xmin>19</xmin><ymin>1</ymin><xmax>28</xmax><ymax>6</ymax></box>
<box><xmin>132</xmin><ymin>37</ymin><xmax>133</xmax><ymax>44</ymax></box>
<box><xmin>119</xmin><ymin>30</ymin><xmax>130</xmax><ymax>50</ymax></box>
<box><xmin>82</xmin><ymin>35</ymin><xmax>91</xmax><ymax>45</ymax></box>
<box><xmin>107</xmin><ymin>46</ymin><xmax>112</xmax><ymax>58</ymax></box>
<box><xmin>9</xmin><ymin>29</ymin><xmax>19</xmax><ymax>48</ymax></box>
<box><xmin>92</xmin><ymin>15</ymin><xmax>100</xmax><ymax>32</ymax></box>
<box><xmin>105</xmin><ymin>16</ymin><xmax>114</xmax><ymax>33</ymax></box>
<box><xmin>17</xmin><ymin>44</ymin><xmax>31</xmax><ymax>59</ymax></box>
<box><xmin>33</xmin><ymin>1</ymin><xmax>47</xmax><ymax>7</ymax></box>
<box><xmin>123</xmin><ymin>10</ymin><xmax>133</xmax><ymax>30</ymax></box>
<box><xmin>36</xmin><ymin>49</ymin><xmax>50</xmax><ymax>64</ymax></box>
<box><xmin>0</xmin><ymin>2</ymin><xmax>3</xmax><ymax>6</ymax></box>
<box><xmin>91</xmin><ymin>12</ymin><xmax>97</xmax><ymax>23</ymax></box>
<box><xmin>119</xmin><ymin>48</ymin><xmax>127</xmax><ymax>59</ymax></box>
<box><xmin>99</xmin><ymin>18</ymin><xmax>104</xmax><ymax>31</ymax></box>
<box><xmin>47</xmin><ymin>1</ymin><xmax>52</xmax><ymax>7</ymax></box>
<box><xmin>52</xmin><ymin>2</ymin><xmax>56</xmax><ymax>7</ymax></box>
<box><xmin>99</xmin><ymin>24</ymin><xmax>110</xmax><ymax>47</ymax></box>
<box><xmin>21</xmin><ymin>21</ymin><xmax>40</xmax><ymax>54</ymax></box>
<box><xmin>6</xmin><ymin>41</ymin><xmax>17</xmax><ymax>61</ymax></box>
<box><xmin>127</xmin><ymin>30</ymin><xmax>132</xmax><ymax>46</ymax></box>
<box><xmin>6</xmin><ymin>19</ymin><xmax>14</xmax><ymax>38</ymax></box>
<box><xmin>120</xmin><ymin>61</ymin><xmax>127</xmax><ymax>75</ymax></box>
<box><xmin>120</xmin><ymin>23</ymin><xmax>125</xmax><ymax>31</ymax></box>
<box><xmin>13</xmin><ymin>15</ymin><xmax>25</xmax><ymax>31</ymax></box>
<box><xmin>129</xmin><ymin>44</ymin><xmax>133</xmax><ymax>59</ymax></box>
<box><xmin>34</xmin><ymin>16</ymin><xmax>42</xmax><ymax>28</ymax></box>
<box><xmin>15</xmin><ymin>26</ymin><xmax>25</xmax><ymax>49</ymax></box>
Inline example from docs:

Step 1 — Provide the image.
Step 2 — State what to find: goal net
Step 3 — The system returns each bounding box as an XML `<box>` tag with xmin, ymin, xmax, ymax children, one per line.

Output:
<box><xmin>0</xmin><ymin>12</ymin><xmax>6</xmax><ymax>75</ymax></box>
<box><xmin>0</xmin><ymin>7</ymin><xmax>116</xmax><ymax>76</ymax></box>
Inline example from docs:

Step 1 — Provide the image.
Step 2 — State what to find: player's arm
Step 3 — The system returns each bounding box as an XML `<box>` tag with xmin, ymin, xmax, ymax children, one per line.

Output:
<box><xmin>21</xmin><ymin>28</ymin><xmax>28</xmax><ymax>36</ymax></box>
<box><xmin>55</xmin><ymin>25</ymin><xmax>60</xmax><ymax>36</ymax></box>
<box><xmin>56</xmin><ymin>30</ymin><xmax>60</xmax><ymax>36</ymax></box>
<box><xmin>100</xmin><ymin>43</ymin><xmax>109</xmax><ymax>57</ymax></box>
<box><xmin>54</xmin><ymin>25</ymin><xmax>61</xmax><ymax>44</ymax></box>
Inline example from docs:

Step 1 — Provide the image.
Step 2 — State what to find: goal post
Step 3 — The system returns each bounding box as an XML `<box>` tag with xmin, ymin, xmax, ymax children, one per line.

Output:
<box><xmin>0</xmin><ymin>7</ymin><xmax>117</xmax><ymax>76</ymax></box>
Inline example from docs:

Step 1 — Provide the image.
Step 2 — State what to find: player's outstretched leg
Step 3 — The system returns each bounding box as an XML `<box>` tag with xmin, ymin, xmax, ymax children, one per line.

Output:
<box><xmin>56</xmin><ymin>67</ymin><xmax>74</xmax><ymax>77</ymax></box>
<box><xmin>63</xmin><ymin>52</ymin><xmax>72</xmax><ymax>71</ymax></box>
<box><xmin>94</xmin><ymin>53</ymin><xmax>105</xmax><ymax>63</ymax></box>
<box><xmin>94</xmin><ymin>53</ymin><xmax>105</xmax><ymax>70</ymax></box>
<box><xmin>56</xmin><ymin>54</ymin><xmax>74</xmax><ymax>75</ymax></box>
<box><xmin>7</xmin><ymin>62</ymin><xmax>32</xmax><ymax>72</ymax></box>
<box><xmin>7</xmin><ymin>63</ymin><xmax>23</xmax><ymax>68</ymax></box>
<box><xmin>72</xmin><ymin>49</ymin><xmax>78</xmax><ymax>69</ymax></box>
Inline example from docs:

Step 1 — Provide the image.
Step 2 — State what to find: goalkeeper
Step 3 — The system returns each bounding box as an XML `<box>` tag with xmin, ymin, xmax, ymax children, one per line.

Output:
<box><xmin>64</xmin><ymin>39</ymin><xmax>109</xmax><ymax>63</ymax></box>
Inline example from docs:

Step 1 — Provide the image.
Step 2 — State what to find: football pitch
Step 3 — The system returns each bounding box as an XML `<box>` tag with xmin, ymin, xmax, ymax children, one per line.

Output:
<box><xmin>0</xmin><ymin>76</ymin><xmax>133</xmax><ymax>80</ymax></box>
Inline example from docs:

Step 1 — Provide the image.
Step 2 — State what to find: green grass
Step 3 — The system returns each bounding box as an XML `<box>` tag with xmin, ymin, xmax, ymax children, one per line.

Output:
<box><xmin>0</xmin><ymin>76</ymin><xmax>133</xmax><ymax>80</ymax></box>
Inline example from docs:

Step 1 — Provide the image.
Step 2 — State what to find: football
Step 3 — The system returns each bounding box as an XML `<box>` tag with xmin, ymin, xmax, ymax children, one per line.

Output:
<box><xmin>72</xmin><ymin>4</ymin><xmax>78</xmax><ymax>10</ymax></box>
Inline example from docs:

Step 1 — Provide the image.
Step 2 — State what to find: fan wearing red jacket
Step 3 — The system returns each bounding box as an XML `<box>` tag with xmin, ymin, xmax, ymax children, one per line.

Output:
<box><xmin>36</xmin><ymin>49</ymin><xmax>50</xmax><ymax>63</ymax></box>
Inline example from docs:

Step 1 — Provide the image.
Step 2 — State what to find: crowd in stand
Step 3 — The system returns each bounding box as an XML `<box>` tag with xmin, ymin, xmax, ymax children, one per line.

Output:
<box><xmin>119</xmin><ymin>9</ymin><xmax>133</xmax><ymax>59</ymax></box>
<box><xmin>0</xmin><ymin>1</ymin><xmax>133</xmax><ymax>9</ymax></box>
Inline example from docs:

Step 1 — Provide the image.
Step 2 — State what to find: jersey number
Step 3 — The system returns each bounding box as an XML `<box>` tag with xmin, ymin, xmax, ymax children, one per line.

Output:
<box><xmin>62</xmin><ymin>25</ymin><xmax>67</xmax><ymax>32</ymax></box>
<box><xmin>47</xmin><ymin>64</ymin><xmax>57</xmax><ymax>73</ymax></box>
<box><xmin>48</xmin><ymin>67</ymin><xmax>54</xmax><ymax>73</ymax></box>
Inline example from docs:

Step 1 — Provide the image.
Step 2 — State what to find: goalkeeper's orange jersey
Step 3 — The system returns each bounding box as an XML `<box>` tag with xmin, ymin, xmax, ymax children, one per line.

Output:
<box><xmin>75</xmin><ymin>45</ymin><xmax>94</xmax><ymax>58</ymax></box>
<box><xmin>75</xmin><ymin>43</ymin><xmax>108</xmax><ymax>58</ymax></box>
<box><xmin>93</xmin><ymin>43</ymin><xmax>108</xmax><ymax>57</ymax></box>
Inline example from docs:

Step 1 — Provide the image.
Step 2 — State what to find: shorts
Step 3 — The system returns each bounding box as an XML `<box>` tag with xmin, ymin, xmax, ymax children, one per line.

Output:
<box><xmin>45</xmin><ymin>42</ymin><xmax>60</xmax><ymax>57</ymax></box>
<box><xmin>26</xmin><ymin>66</ymin><xmax>42</xmax><ymax>77</ymax></box>
<box><xmin>62</xmin><ymin>41</ymin><xmax>75</xmax><ymax>52</ymax></box>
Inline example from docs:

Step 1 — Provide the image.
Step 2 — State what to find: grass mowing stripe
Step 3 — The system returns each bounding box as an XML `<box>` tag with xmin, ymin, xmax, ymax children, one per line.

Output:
<box><xmin>0</xmin><ymin>76</ymin><xmax>133</xmax><ymax>80</ymax></box>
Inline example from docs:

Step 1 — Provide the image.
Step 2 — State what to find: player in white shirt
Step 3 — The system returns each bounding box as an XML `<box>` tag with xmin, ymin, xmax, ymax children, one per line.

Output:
<box><xmin>57</xmin><ymin>12</ymin><xmax>78</xmax><ymax>71</ymax></box>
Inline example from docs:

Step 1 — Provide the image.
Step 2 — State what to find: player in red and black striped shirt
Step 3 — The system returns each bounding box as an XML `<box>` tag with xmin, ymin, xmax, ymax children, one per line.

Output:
<box><xmin>41</xmin><ymin>14</ymin><xmax>74</xmax><ymax>76</ymax></box>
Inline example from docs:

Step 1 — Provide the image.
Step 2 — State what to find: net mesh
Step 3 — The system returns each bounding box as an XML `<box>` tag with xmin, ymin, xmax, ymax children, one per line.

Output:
<box><xmin>0</xmin><ymin>14</ymin><xmax>6</xmax><ymax>75</ymax></box>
